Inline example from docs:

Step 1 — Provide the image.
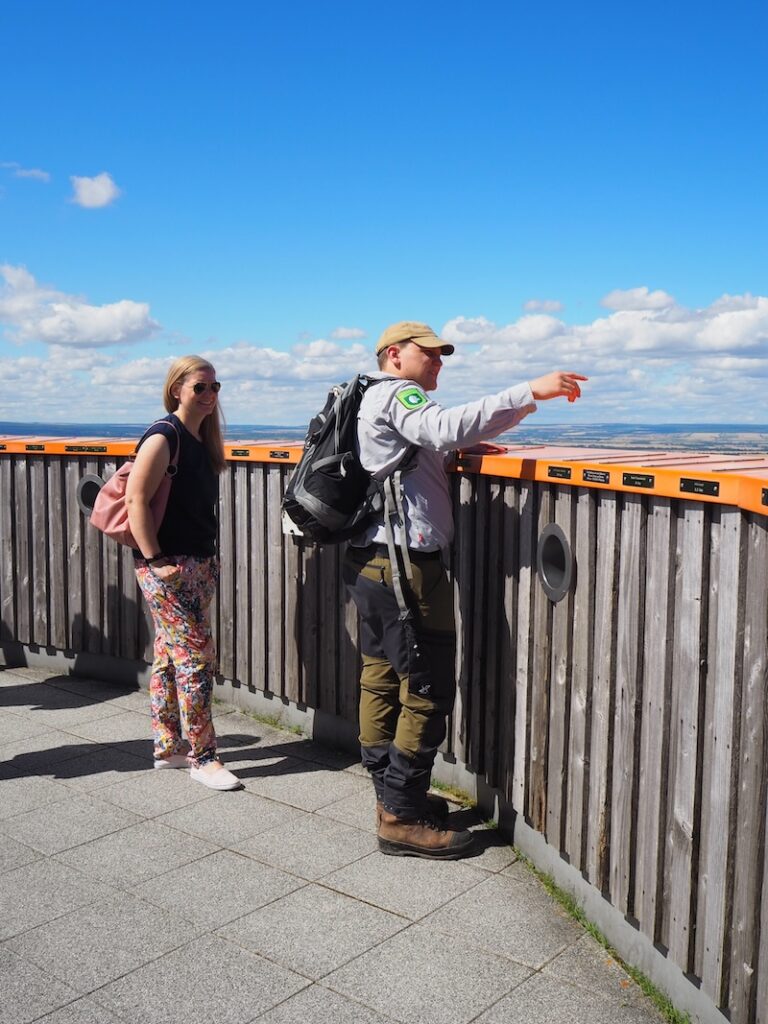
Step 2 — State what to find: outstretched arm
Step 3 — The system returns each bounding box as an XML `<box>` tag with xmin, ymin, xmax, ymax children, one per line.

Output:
<box><xmin>529</xmin><ymin>372</ymin><xmax>588</xmax><ymax>402</ymax></box>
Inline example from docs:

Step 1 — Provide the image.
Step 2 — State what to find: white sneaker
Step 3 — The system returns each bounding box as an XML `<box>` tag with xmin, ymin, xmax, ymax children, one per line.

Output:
<box><xmin>190</xmin><ymin>764</ymin><xmax>241</xmax><ymax>791</ymax></box>
<box><xmin>153</xmin><ymin>753</ymin><xmax>191</xmax><ymax>770</ymax></box>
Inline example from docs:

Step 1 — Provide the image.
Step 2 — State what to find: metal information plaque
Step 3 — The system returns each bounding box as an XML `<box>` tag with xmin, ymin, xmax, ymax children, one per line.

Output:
<box><xmin>231</xmin><ymin>449</ymin><xmax>250</xmax><ymax>457</ymax></box>
<box><xmin>65</xmin><ymin>445</ymin><xmax>108</xmax><ymax>453</ymax></box>
<box><xmin>583</xmin><ymin>469</ymin><xmax>610</xmax><ymax>485</ymax></box>
<box><xmin>680</xmin><ymin>477</ymin><xmax>720</xmax><ymax>497</ymax></box>
<box><xmin>622</xmin><ymin>472</ymin><xmax>655</xmax><ymax>489</ymax></box>
<box><xmin>763</xmin><ymin>488</ymin><xmax>768</xmax><ymax>507</ymax></box>
<box><xmin>547</xmin><ymin>466</ymin><xmax>572</xmax><ymax>480</ymax></box>
<box><xmin>269</xmin><ymin>450</ymin><xmax>291</xmax><ymax>460</ymax></box>
<box><xmin>25</xmin><ymin>444</ymin><xmax>44</xmax><ymax>451</ymax></box>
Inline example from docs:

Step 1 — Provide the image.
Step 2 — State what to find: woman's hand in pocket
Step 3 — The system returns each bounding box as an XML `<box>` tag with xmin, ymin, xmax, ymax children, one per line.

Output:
<box><xmin>152</xmin><ymin>559</ymin><xmax>181</xmax><ymax>582</ymax></box>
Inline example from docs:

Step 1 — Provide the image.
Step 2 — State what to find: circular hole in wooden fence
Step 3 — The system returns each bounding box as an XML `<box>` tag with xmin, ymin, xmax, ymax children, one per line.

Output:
<box><xmin>537</xmin><ymin>522</ymin><xmax>574</xmax><ymax>603</ymax></box>
<box><xmin>76</xmin><ymin>474</ymin><xmax>106</xmax><ymax>515</ymax></box>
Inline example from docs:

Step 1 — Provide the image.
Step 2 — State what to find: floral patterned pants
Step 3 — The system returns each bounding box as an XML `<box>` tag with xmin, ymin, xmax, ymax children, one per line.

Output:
<box><xmin>135</xmin><ymin>555</ymin><xmax>220</xmax><ymax>766</ymax></box>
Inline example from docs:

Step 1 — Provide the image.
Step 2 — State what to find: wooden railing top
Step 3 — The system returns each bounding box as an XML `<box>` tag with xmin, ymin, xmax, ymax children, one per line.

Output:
<box><xmin>3</xmin><ymin>435</ymin><xmax>768</xmax><ymax>516</ymax></box>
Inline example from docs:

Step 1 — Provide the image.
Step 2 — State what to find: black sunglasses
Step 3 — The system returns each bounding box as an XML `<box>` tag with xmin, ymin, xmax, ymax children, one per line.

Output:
<box><xmin>191</xmin><ymin>381</ymin><xmax>221</xmax><ymax>395</ymax></box>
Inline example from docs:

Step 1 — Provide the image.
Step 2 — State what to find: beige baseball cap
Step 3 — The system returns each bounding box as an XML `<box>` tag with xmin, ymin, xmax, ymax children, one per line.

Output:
<box><xmin>375</xmin><ymin>321</ymin><xmax>455</xmax><ymax>356</ymax></box>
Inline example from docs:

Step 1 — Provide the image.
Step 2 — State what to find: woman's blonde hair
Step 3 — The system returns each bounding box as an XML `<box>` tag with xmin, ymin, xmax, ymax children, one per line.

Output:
<box><xmin>163</xmin><ymin>355</ymin><xmax>227</xmax><ymax>474</ymax></box>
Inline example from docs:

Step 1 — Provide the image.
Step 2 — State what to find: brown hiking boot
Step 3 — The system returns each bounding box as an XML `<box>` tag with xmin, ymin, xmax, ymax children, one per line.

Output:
<box><xmin>378</xmin><ymin>810</ymin><xmax>474</xmax><ymax>860</ymax></box>
<box><xmin>375</xmin><ymin>794</ymin><xmax>450</xmax><ymax>829</ymax></box>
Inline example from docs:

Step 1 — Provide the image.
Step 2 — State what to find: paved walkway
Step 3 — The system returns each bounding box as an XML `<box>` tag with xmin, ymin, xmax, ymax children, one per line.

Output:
<box><xmin>1</xmin><ymin>665</ymin><xmax>667</xmax><ymax>1024</ymax></box>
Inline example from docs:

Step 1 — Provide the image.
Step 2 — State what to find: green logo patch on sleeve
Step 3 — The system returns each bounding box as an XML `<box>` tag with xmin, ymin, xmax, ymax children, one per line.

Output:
<box><xmin>396</xmin><ymin>386</ymin><xmax>428</xmax><ymax>410</ymax></box>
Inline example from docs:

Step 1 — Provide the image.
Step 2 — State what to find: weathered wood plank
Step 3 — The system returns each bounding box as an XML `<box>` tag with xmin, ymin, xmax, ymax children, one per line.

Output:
<box><xmin>99</xmin><ymin>458</ymin><xmax>121</xmax><ymax>657</ymax></box>
<box><xmin>216</xmin><ymin>465</ymin><xmax>235</xmax><ymax>680</ymax></box>
<box><xmin>234</xmin><ymin>464</ymin><xmax>251</xmax><ymax>686</ymax></box>
<box><xmin>300</xmin><ymin>541</ymin><xmax>320</xmax><ymax>709</ymax></box>
<box><xmin>82</xmin><ymin>458</ymin><xmax>103</xmax><ymax>653</ymax></box>
<box><xmin>283</xmin><ymin>468</ymin><xmax>301</xmax><ymax>706</ymax></box>
<box><xmin>546</xmin><ymin>487</ymin><xmax>573</xmax><ymax>849</ymax></box>
<box><xmin>317</xmin><ymin>542</ymin><xmax>339</xmax><ymax>714</ymax></box>
<box><xmin>47</xmin><ymin>459</ymin><xmax>67</xmax><ymax>652</ymax></box>
<box><xmin>338</xmin><ymin>544</ymin><xmax>359</xmax><ymax>725</ymax></box>
<box><xmin>513</xmin><ymin>480</ymin><xmax>535</xmax><ymax>813</ymax></box>
<box><xmin>483</xmin><ymin>478</ymin><xmax>504</xmax><ymax>788</ymax></box>
<box><xmin>565</xmin><ymin>487</ymin><xmax>596</xmax><ymax>871</ymax></box>
<box><xmin>663</xmin><ymin>502</ymin><xmax>707</xmax><ymax>971</ymax></box>
<box><xmin>29</xmin><ymin>457</ymin><xmax>48</xmax><ymax>646</ymax></box>
<box><xmin>634</xmin><ymin>498</ymin><xmax>674</xmax><ymax>942</ymax></box>
<box><xmin>586</xmin><ymin>493</ymin><xmax>619</xmax><ymax>891</ymax></box>
<box><xmin>0</xmin><ymin>458</ymin><xmax>15</xmax><ymax>642</ymax></box>
<box><xmin>266</xmin><ymin>467</ymin><xmax>285</xmax><ymax>696</ymax></box>
<box><xmin>610</xmin><ymin>493</ymin><xmax>645</xmax><ymax>916</ymax></box>
<box><xmin>729</xmin><ymin>515</ymin><xmax>768</xmax><ymax>1022</ymax></box>
<box><xmin>249</xmin><ymin>466</ymin><xmax>267</xmax><ymax>692</ymax></box>
<box><xmin>529</xmin><ymin>486</ymin><xmax>553</xmax><ymax>831</ymax></box>
<box><xmin>469</xmin><ymin>475</ymin><xmax>489</xmax><ymax>773</ymax></box>
<box><xmin>64</xmin><ymin>460</ymin><xmax>84</xmax><ymax>652</ymax></box>
<box><xmin>13</xmin><ymin>458</ymin><xmax>31</xmax><ymax>645</ymax></box>
<box><xmin>453</xmin><ymin>473</ymin><xmax>475</xmax><ymax>766</ymax></box>
<box><xmin>498</xmin><ymin>480</ymin><xmax>519</xmax><ymax>803</ymax></box>
<box><xmin>695</xmin><ymin>508</ymin><xmax>744</xmax><ymax>1005</ymax></box>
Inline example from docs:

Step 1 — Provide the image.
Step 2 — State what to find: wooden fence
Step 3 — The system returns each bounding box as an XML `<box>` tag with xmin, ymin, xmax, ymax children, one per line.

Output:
<box><xmin>1</xmin><ymin>446</ymin><xmax>767</xmax><ymax>1024</ymax></box>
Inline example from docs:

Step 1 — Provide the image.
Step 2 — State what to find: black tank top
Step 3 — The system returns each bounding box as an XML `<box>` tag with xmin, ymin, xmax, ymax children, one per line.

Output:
<box><xmin>136</xmin><ymin>413</ymin><xmax>218</xmax><ymax>557</ymax></box>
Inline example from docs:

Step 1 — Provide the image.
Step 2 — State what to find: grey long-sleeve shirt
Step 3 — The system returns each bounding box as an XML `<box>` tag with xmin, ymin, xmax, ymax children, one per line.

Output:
<box><xmin>352</xmin><ymin>374</ymin><xmax>537</xmax><ymax>551</ymax></box>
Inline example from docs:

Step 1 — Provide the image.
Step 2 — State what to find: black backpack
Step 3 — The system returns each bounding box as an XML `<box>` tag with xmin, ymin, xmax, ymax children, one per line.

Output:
<box><xmin>282</xmin><ymin>375</ymin><xmax>388</xmax><ymax>543</ymax></box>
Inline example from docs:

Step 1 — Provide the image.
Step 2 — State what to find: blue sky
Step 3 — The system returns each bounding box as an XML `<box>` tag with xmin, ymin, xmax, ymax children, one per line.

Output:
<box><xmin>1</xmin><ymin>0</ymin><xmax>766</xmax><ymax>425</ymax></box>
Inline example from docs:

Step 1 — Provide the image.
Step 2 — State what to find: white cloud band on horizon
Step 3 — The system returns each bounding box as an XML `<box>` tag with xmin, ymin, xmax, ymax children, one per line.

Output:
<box><xmin>70</xmin><ymin>172</ymin><xmax>121</xmax><ymax>208</ymax></box>
<box><xmin>1</xmin><ymin>281</ymin><xmax>767</xmax><ymax>425</ymax></box>
<box><xmin>0</xmin><ymin>264</ymin><xmax>159</xmax><ymax>347</ymax></box>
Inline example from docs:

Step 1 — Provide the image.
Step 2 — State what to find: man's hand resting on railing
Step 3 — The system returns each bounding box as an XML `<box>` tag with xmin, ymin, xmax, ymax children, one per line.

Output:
<box><xmin>529</xmin><ymin>372</ymin><xmax>588</xmax><ymax>403</ymax></box>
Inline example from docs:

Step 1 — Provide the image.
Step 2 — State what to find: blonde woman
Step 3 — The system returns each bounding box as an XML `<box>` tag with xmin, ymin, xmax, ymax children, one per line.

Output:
<box><xmin>126</xmin><ymin>355</ymin><xmax>239</xmax><ymax>790</ymax></box>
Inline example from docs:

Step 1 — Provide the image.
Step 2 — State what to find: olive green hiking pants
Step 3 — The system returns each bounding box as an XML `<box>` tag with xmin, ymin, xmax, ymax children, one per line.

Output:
<box><xmin>342</xmin><ymin>543</ymin><xmax>456</xmax><ymax>819</ymax></box>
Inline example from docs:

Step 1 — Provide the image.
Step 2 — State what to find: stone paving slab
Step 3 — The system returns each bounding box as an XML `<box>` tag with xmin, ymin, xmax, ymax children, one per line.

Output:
<box><xmin>31</xmin><ymin>745</ymin><xmax>149</xmax><ymax>792</ymax></box>
<box><xmin>0</xmin><ymin>666</ymin><xmax>668</xmax><ymax>1024</ymax></box>
<box><xmin>422</xmin><ymin>872</ymin><xmax>582</xmax><ymax>968</ymax></box>
<box><xmin>242</xmin><ymin>762</ymin><xmax>369</xmax><ymax>811</ymax></box>
<box><xmin>252</xmin><ymin>984</ymin><xmax>398</xmax><ymax>1024</ymax></box>
<box><xmin>157</xmin><ymin>788</ymin><xmax>304</xmax><ymax>846</ymax></box>
<box><xmin>4</xmin><ymin>891</ymin><xmax>193</xmax><ymax>994</ymax></box>
<box><xmin>96</xmin><ymin>763</ymin><xmax>217</xmax><ymax>817</ymax></box>
<box><xmin>0</xmin><ymin>771</ymin><xmax>72</xmax><ymax>820</ymax></box>
<box><xmin>234</xmin><ymin>810</ymin><xmax>378</xmax><ymax>879</ymax></box>
<box><xmin>33</xmin><ymin>996</ymin><xmax>126</xmax><ymax>1024</ymax></box>
<box><xmin>322</xmin><ymin>850</ymin><xmax>486</xmax><ymax>919</ymax></box>
<box><xmin>3</xmin><ymin>730</ymin><xmax>109</xmax><ymax>773</ymax></box>
<box><xmin>131</xmin><ymin>849</ymin><xmax>303</xmax><ymax>927</ymax></box>
<box><xmin>54</xmin><ymin>820</ymin><xmax>219</xmax><ymax>889</ymax></box>
<box><xmin>315</xmin><ymin>783</ymin><xmax>379</xmax><ymax>831</ymax></box>
<box><xmin>0</xmin><ymin>833</ymin><xmax>42</xmax><ymax>875</ymax></box>
<box><xmin>0</xmin><ymin>947</ymin><xmax>79</xmax><ymax>1024</ymax></box>
<box><xmin>0</xmin><ymin>859</ymin><xmax>118</xmax><ymax>941</ymax></box>
<box><xmin>543</xmin><ymin>933</ymin><xmax>652</xmax><ymax>1008</ymax></box>
<box><xmin>0</xmin><ymin>792</ymin><xmax>142</xmax><ymax>855</ymax></box>
<box><xmin>63</xmin><ymin>709</ymin><xmax>153</xmax><ymax>745</ymax></box>
<box><xmin>219</xmin><ymin>882</ymin><xmax>407</xmax><ymax>980</ymax></box>
<box><xmin>0</xmin><ymin>709</ymin><xmax>53</xmax><ymax>744</ymax></box>
<box><xmin>94</xmin><ymin>934</ymin><xmax>309</xmax><ymax>1024</ymax></box>
<box><xmin>473</xmin><ymin>970</ymin><xmax>661</xmax><ymax>1024</ymax></box>
<box><xmin>324</xmin><ymin>923</ymin><xmax>532</xmax><ymax>1024</ymax></box>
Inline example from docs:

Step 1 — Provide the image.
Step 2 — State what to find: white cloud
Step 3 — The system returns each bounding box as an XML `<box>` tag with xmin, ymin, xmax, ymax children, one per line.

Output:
<box><xmin>523</xmin><ymin>298</ymin><xmax>564</xmax><ymax>313</ymax></box>
<box><xmin>70</xmin><ymin>172</ymin><xmax>121</xmax><ymax>208</ymax></box>
<box><xmin>330</xmin><ymin>326</ymin><xmax>366</xmax><ymax>340</ymax></box>
<box><xmin>600</xmin><ymin>286</ymin><xmax>675</xmax><ymax>311</ymax></box>
<box><xmin>3</xmin><ymin>287</ymin><xmax>768</xmax><ymax>426</ymax></box>
<box><xmin>1</xmin><ymin>162</ymin><xmax>51</xmax><ymax>182</ymax></box>
<box><xmin>0</xmin><ymin>263</ymin><xmax>160</xmax><ymax>348</ymax></box>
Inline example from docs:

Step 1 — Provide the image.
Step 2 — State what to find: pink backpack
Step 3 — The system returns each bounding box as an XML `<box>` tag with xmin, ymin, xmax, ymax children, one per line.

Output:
<box><xmin>89</xmin><ymin>419</ymin><xmax>181</xmax><ymax>548</ymax></box>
